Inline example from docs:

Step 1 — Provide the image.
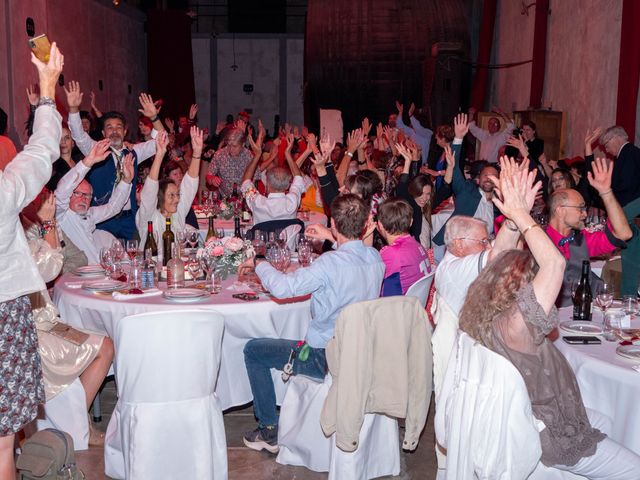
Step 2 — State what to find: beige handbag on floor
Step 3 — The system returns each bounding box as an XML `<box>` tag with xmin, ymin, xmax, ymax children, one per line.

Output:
<box><xmin>17</xmin><ymin>428</ymin><xmax>84</xmax><ymax>480</ymax></box>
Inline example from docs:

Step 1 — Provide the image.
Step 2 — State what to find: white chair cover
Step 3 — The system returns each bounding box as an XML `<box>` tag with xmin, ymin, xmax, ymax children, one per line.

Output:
<box><xmin>405</xmin><ymin>272</ymin><xmax>435</xmax><ymax>307</ymax></box>
<box><xmin>93</xmin><ymin>228</ymin><xmax>116</xmax><ymax>252</ymax></box>
<box><xmin>37</xmin><ymin>378</ymin><xmax>89</xmax><ymax>450</ymax></box>
<box><xmin>104</xmin><ymin>309</ymin><xmax>227</xmax><ymax>480</ymax></box>
<box><xmin>276</xmin><ymin>375</ymin><xmax>400</xmax><ymax>479</ymax></box>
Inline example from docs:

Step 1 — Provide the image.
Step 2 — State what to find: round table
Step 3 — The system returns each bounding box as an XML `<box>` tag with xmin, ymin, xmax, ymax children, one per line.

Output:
<box><xmin>53</xmin><ymin>273</ymin><xmax>312</xmax><ymax>411</ymax></box>
<box><xmin>555</xmin><ymin>306</ymin><xmax>640</xmax><ymax>455</ymax></box>
<box><xmin>196</xmin><ymin>210</ymin><xmax>327</xmax><ymax>239</ymax></box>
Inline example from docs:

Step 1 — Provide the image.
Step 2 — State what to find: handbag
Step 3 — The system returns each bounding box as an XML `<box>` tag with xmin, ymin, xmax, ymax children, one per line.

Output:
<box><xmin>16</xmin><ymin>428</ymin><xmax>84</xmax><ymax>480</ymax></box>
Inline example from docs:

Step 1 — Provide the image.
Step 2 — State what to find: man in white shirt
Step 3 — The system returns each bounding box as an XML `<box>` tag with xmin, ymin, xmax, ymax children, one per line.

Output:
<box><xmin>55</xmin><ymin>139</ymin><xmax>134</xmax><ymax>264</ymax></box>
<box><xmin>467</xmin><ymin>107</ymin><xmax>515</xmax><ymax>164</ymax></box>
<box><xmin>240</xmin><ymin>129</ymin><xmax>305</xmax><ymax>225</ymax></box>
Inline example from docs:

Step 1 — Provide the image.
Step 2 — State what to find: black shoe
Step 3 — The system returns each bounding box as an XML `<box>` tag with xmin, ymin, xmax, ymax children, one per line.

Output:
<box><xmin>243</xmin><ymin>425</ymin><xmax>279</xmax><ymax>454</ymax></box>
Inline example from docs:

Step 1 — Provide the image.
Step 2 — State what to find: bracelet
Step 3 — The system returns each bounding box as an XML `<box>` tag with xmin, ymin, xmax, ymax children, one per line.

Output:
<box><xmin>150</xmin><ymin>115</ymin><xmax>159</xmax><ymax>122</ymax></box>
<box><xmin>37</xmin><ymin>97</ymin><xmax>56</xmax><ymax>109</ymax></box>
<box><xmin>357</xmin><ymin>160</ymin><xmax>366</xmax><ymax>165</ymax></box>
<box><xmin>192</xmin><ymin>156</ymin><xmax>201</xmax><ymax>160</ymax></box>
<box><xmin>346</xmin><ymin>151</ymin><xmax>354</xmax><ymax>158</ymax></box>
<box><xmin>504</xmin><ymin>219</ymin><xmax>519</xmax><ymax>232</ymax></box>
<box><xmin>40</xmin><ymin>220</ymin><xmax>56</xmax><ymax>237</ymax></box>
<box><xmin>599</xmin><ymin>189</ymin><xmax>613</xmax><ymax>196</ymax></box>
<box><xmin>521</xmin><ymin>223</ymin><xmax>541</xmax><ymax>235</ymax></box>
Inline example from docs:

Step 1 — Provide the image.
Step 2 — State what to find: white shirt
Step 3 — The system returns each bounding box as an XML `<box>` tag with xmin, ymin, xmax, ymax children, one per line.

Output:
<box><xmin>468</xmin><ymin>121</ymin><xmax>515</xmax><ymax>164</ymax></box>
<box><xmin>0</xmin><ymin>106</ymin><xmax>61</xmax><ymax>302</ymax></box>
<box><xmin>136</xmin><ymin>174</ymin><xmax>199</xmax><ymax>260</ymax></box>
<box><xmin>474</xmin><ymin>189</ymin><xmax>495</xmax><ymax>234</ymax></box>
<box><xmin>55</xmin><ymin>161</ymin><xmax>132</xmax><ymax>264</ymax></box>
<box><xmin>435</xmin><ymin>250</ymin><xmax>488</xmax><ymax>316</ymax></box>
<box><xmin>241</xmin><ymin>176</ymin><xmax>306</xmax><ymax>225</ymax></box>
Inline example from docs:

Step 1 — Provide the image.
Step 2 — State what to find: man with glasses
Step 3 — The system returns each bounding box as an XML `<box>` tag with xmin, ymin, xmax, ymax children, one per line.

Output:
<box><xmin>55</xmin><ymin>139</ymin><xmax>134</xmax><ymax>265</ymax></box>
<box><xmin>547</xmin><ymin>157</ymin><xmax>632</xmax><ymax>306</ymax></box>
<box><xmin>599</xmin><ymin>126</ymin><xmax>640</xmax><ymax>207</ymax></box>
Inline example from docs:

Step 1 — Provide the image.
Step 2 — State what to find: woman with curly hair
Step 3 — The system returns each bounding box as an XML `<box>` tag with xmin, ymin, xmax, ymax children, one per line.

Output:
<box><xmin>458</xmin><ymin>164</ymin><xmax>640</xmax><ymax>478</ymax></box>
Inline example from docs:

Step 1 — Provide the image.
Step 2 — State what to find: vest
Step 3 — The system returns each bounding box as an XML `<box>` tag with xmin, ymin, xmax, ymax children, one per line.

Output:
<box><xmin>556</xmin><ymin>231</ymin><xmax>603</xmax><ymax>307</ymax></box>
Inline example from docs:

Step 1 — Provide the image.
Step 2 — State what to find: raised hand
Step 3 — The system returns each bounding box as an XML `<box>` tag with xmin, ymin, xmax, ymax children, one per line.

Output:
<box><xmin>165</xmin><ymin>117</ymin><xmax>175</xmax><ymax>133</ymax></box>
<box><xmin>490</xmin><ymin>156</ymin><xmax>542</xmax><ymax>218</ymax></box>
<box><xmin>155</xmin><ymin>130</ymin><xmax>169</xmax><ymax>156</ymax></box>
<box><xmin>189</xmin><ymin>103</ymin><xmax>199</xmax><ymax>121</ymax></box>
<box><xmin>190</xmin><ymin>125</ymin><xmax>204</xmax><ymax>155</ymax></box>
<box><xmin>138</xmin><ymin>93</ymin><xmax>159</xmax><ymax>118</ymax></box>
<box><xmin>408</xmin><ymin>102</ymin><xmax>416</xmax><ymax>117</ymax></box>
<box><xmin>453</xmin><ymin>113</ymin><xmax>469</xmax><ymax>139</ymax></box>
<box><xmin>395</xmin><ymin>100</ymin><xmax>403</xmax><ymax>114</ymax></box>
<box><xmin>235</xmin><ymin>117</ymin><xmax>247</xmax><ymax>132</ymax></box>
<box><xmin>395</xmin><ymin>142</ymin><xmax>412</xmax><ymax>162</ymax></box>
<box><xmin>82</xmin><ymin>139</ymin><xmax>111</xmax><ymax>167</ymax></box>
<box><xmin>31</xmin><ymin>42</ymin><xmax>64</xmax><ymax>99</ymax></box>
<box><xmin>587</xmin><ymin>157</ymin><xmax>613</xmax><ymax>194</ymax></box>
<box><xmin>26</xmin><ymin>85</ymin><xmax>39</xmax><ymax>106</ymax></box>
<box><xmin>64</xmin><ymin>80</ymin><xmax>83</xmax><ymax>112</ymax></box>
<box><xmin>319</xmin><ymin>133</ymin><xmax>335</xmax><ymax>157</ymax></box>
<box><xmin>89</xmin><ymin>91</ymin><xmax>97</xmax><ymax>110</ymax></box>
<box><xmin>285</xmin><ymin>133</ymin><xmax>295</xmax><ymax>152</ymax></box>
<box><xmin>506</xmin><ymin>134</ymin><xmax>529</xmax><ymax>158</ymax></box>
<box><xmin>585</xmin><ymin>127</ymin><xmax>603</xmax><ymax>147</ymax></box>
<box><xmin>361</xmin><ymin>117</ymin><xmax>372</xmax><ymax>136</ymax></box>
<box><xmin>37</xmin><ymin>192</ymin><xmax>56</xmax><ymax>221</ymax></box>
<box><xmin>347</xmin><ymin>128</ymin><xmax>366</xmax><ymax>153</ymax></box>
<box><xmin>258</xmin><ymin>119</ymin><xmax>266</xmax><ymax>140</ymax></box>
<box><xmin>305</xmin><ymin>223</ymin><xmax>334</xmax><ymax>243</ymax></box>
<box><xmin>306</xmin><ymin>132</ymin><xmax>318</xmax><ymax>149</ymax></box>
<box><xmin>121</xmin><ymin>153</ymin><xmax>135</xmax><ymax>184</ymax></box>
<box><xmin>444</xmin><ymin>144</ymin><xmax>455</xmax><ymax>167</ymax></box>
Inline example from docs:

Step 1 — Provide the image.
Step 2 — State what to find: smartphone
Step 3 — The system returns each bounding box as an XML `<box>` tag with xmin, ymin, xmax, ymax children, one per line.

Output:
<box><xmin>562</xmin><ymin>336</ymin><xmax>601</xmax><ymax>345</ymax></box>
<box><xmin>28</xmin><ymin>34</ymin><xmax>51</xmax><ymax>62</ymax></box>
<box><xmin>232</xmin><ymin>293</ymin><xmax>259</xmax><ymax>301</ymax></box>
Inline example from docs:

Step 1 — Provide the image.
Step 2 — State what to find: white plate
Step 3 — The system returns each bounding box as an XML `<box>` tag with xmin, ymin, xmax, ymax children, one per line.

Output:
<box><xmin>163</xmin><ymin>288</ymin><xmax>209</xmax><ymax>302</ymax></box>
<box><xmin>559</xmin><ymin>321</ymin><xmax>604</xmax><ymax>335</ymax></box>
<box><xmin>616</xmin><ymin>344</ymin><xmax>640</xmax><ymax>360</ymax></box>
<box><xmin>83</xmin><ymin>280</ymin><xmax>127</xmax><ymax>292</ymax></box>
<box><xmin>74</xmin><ymin>265</ymin><xmax>105</xmax><ymax>276</ymax></box>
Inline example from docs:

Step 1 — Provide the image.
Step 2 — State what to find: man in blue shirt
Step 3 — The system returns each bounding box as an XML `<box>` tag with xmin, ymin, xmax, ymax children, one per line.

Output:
<box><xmin>242</xmin><ymin>194</ymin><xmax>385</xmax><ymax>453</ymax></box>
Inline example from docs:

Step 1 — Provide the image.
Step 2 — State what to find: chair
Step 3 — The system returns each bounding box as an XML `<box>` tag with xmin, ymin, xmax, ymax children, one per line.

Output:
<box><xmin>435</xmin><ymin>331</ymin><xmax>588</xmax><ymax>479</ymax></box>
<box><xmin>104</xmin><ymin>310</ymin><xmax>227</xmax><ymax>479</ymax></box>
<box><xmin>405</xmin><ymin>272</ymin><xmax>435</xmax><ymax>307</ymax></box>
<box><xmin>247</xmin><ymin>218</ymin><xmax>305</xmax><ymax>240</ymax></box>
<box><xmin>37</xmin><ymin>378</ymin><xmax>89</xmax><ymax>450</ymax></box>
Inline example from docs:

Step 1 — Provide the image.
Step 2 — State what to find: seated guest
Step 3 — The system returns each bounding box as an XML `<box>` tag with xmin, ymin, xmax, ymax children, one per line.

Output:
<box><xmin>432</xmin><ymin>114</ymin><xmax>499</xmax><ymax>249</ymax></box>
<box><xmin>240</xmin><ymin>127</ymin><xmax>306</xmax><ymax>225</ymax></box>
<box><xmin>546</xmin><ymin>157</ymin><xmax>632</xmax><ymax>306</ymax></box>
<box><xmin>548</xmin><ymin>167</ymin><xmax>575</xmax><ymax>195</ymax></box>
<box><xmin>206</xmin><ymin>127</ymin><xmax>253</xmax><ymax>198</ymax></box>
<box><xmin>599</xmin><ymin>125</ymin><xmax>640</xmax><ymax>207</ymax></box>
<box><xmin>66</xmin><ymin>83</ymin><xmax>164</xmax><ymax>239</ymax></box>
<box><xmin>23</xmin><ymin>194</ymin><xmax>113</xmax><ymax>446</ymax></box>
<box><xmin>56</xmin><ymin>139</ymin><xmax>134</xmax><ymax>265</ymax></box>
<box><xmin>458</xmin><ymin>175</ymin><xmax>640</xmax><ymax>478</ymax></box>
<box><xmin>160</xmin><ymin>159</ymin><xmax>199</xmax><ymax>229</ymax></box>
<box><xmin>377</xmin><ymin>198</ymin><xmax>431</xmax><ymax>296</ymax></box>
<box><xmin>0</xmin><ymin>106</ymin><xmax>17</xmax><ymax>171</ymax></box>
<box><xmin>137</xmin><ymin>128</ymin><xmax>202</xmax><ymax>260</ymax></box>
<box><xmin>467</xmin><ymin>106</ymin><xmax>515</xmax><ymax>164</ymax></box>
<box><xmin>46</xmin><ymin>125</ymin><xmax>83</xmax><ymax>191</ymax></box>
<box><xmin>241</xmin><ymin>194</ymin><xmax>385</xmax><ymax>452</ymax></box>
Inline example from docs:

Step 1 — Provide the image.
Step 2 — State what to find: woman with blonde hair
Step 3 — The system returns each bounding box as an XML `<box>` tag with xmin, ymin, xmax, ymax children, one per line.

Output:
<box><xmin>459</xmin><ymin>162</ymin><xmax>640</xmax><ymax>478</ymax></box>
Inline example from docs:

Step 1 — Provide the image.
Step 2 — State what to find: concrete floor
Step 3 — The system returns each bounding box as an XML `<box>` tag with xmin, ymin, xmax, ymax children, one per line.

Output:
<box><xmin>73</xmin><ymin>381</ymin><xmax>439</xmax><ymax>479</ymax></box>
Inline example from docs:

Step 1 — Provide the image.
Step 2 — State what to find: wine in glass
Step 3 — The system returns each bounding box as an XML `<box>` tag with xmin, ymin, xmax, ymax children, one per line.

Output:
<box><xmin>126</xmin><ymin>239</ymin><xmax>139</xmax><ymax>262</ymax></box>
<box><xmin>187</xmin><ymin>230</ymin><xmax>200</xmax><ymax>252</ymax></box>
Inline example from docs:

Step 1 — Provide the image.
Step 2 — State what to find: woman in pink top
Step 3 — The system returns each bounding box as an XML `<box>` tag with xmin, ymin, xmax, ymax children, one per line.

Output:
<box><xmin>377</xmin><ymin>198</ymin><xmax>432</xmax><ymax>296</ymax></box>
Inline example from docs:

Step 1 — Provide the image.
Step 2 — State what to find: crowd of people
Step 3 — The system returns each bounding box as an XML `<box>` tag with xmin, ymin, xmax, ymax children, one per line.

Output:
<box><xmin>2</xmin><ymin>40</ymin><xmax>640</xmax><ymax>478</ymax></box>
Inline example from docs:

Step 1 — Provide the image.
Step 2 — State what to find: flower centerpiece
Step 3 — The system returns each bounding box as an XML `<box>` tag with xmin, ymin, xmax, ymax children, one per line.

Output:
<box><xmin>217</xmin><ymin>197</ymin><xmax>243</xmax><ymax>220</ymax></box>
<box><xmin>197</xmin><ymin>236</ymin><xmax>254</xmax><ymax>278</ymax></box>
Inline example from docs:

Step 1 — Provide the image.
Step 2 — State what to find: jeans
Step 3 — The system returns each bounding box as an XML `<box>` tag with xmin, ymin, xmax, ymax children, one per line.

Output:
<box><xmin>244</xmin><ymin>338</ymin><xmax>327</xmax><ymax>427</ymax></box>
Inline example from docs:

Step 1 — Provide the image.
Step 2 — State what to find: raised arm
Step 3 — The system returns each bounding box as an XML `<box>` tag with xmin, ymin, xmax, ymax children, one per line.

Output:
<box><xmin>148</xmin><ymin>131</ymin><xmax>168</xmax><ymax>181</ymax></box>
<box><xmin>336</xmin><ymin>128</ymin><xmax>366</xmax><ymax>186</ymax></box>
<box><xmin>65</xmin><ymin>81</ymin><xmax>96</xmax><ymax>155</ymax></box>
<box><xmin>588</xmin><ymin>157</ymin><xmax>633</xmax><ymax>241</ymax></box>
<box><xmin>89</xmin><ymin>91</ymin><xmax>103</xmax><ymax>118</ymax></box>
<box><xmin>242</xmin><ymin>122</ymin><xmax>264</xmax><ymax>184</ymax></box>
<box><xmin>284</xmin><ymin>134</ymin><xmax>303</xmax><ymax>177</ymax></box>
<box><xmin>138</xmin><ymin>92</ymin><xmax>165</xmax><ymax>133</ymax></box>
<box><xmin>187</xmin><ymin>125</ymin><xmax>203</xmax><ymax>179</ymax></box>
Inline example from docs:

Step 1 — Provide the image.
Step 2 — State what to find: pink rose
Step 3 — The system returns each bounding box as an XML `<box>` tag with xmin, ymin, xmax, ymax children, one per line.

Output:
<box><xmin>225</xmin><ymin>237</ymin><xmax>244</xmax><ymax>252</ymax></box>
<box><xmin>212</xmin><ymin>246</ymin><xmax>225</xmax><ymax>256</ymax></box>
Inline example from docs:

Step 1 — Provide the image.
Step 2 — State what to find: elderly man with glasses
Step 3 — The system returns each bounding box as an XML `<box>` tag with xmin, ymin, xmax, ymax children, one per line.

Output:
<box><xmin>599</xmin><ymin>126</ymin><xmax>640</xmax><ymax>207</ymax></box>
<box><xmin>55</xmin><ymin>139</ymin><xmax>134</xmax><ymax>265</ymax></box>
<box><xmin>546</xmin><ymin>157</ymin><xmax>632</xmax><ymax>306</ymax></box>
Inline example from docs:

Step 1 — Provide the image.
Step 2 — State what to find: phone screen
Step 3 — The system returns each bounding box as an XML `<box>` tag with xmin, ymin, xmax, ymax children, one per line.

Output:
<box><xmin>28</xmin><ymin>34</ymin><xmax>51</xmax><ymax>62</ymax></box>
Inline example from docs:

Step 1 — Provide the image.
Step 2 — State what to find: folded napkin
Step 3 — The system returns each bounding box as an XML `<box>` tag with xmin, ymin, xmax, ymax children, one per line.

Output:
<box><xmin>226</xmin><ymin>281</ymin><xmax>256</xmax><ymax>294</ymax></box>
<box><xmin>64</xmin><ymin>281</ymin><xmax>85</xmax><ymax>289</ymax></box>
<box><xmin>112</xmin><ymin>289</ymin><xmax>162</xmax><ymax>301</ymax></box>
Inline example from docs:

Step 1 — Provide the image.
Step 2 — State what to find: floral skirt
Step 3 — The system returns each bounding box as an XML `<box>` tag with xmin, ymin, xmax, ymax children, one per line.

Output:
<box><xmin>0</xmin><ymin>296</ymin><xmax>45</xmax><ymax>435</ymax></box>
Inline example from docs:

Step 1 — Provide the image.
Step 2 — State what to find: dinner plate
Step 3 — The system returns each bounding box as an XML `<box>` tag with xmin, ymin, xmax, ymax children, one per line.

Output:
<box><xmin>83</xmin><ymin>280</ymin><xmax>127</xmax><ymax>292</ymax></box>
<box><xmin>616</xmin><ymin>344</ymin><xmax>640</xmax><ymax>360</ymax></box>
<box><xmin>74</xmin><ymin>265</ymin><xmax>105</xmax><ymax>276</ymax></box>
<box><xmin>559</xmin><ymin>321</ymin><xmax>604</xmax><ymax>335</ymax></box>
<box><xmin>163</xmin><ymin>288</ymin><xmax>209</xmax><ymax>302</ymax></box>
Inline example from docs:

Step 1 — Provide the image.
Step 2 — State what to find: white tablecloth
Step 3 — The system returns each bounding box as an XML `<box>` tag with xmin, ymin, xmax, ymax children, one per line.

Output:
<box><xmin>197</xmin><ymin>211</ymin><xmax>327</xmax><ymax>239</ymax></box>
<box><xmin>555</xmin><ymin>307</ymin><xmax>640</xmax><ymax>454</ymax></box>
<box><xmin>53</xmin><ymin>274</ymin><xmax>311</xmax><ymax>411</ymax></box>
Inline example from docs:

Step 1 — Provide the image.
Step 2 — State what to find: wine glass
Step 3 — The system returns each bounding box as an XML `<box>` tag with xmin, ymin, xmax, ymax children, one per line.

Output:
<box><xmin>176</xmin><ymin>230</ymin><xmax>187</xmax><ymax>252</ymax></box>
<box><xmin>99</xmin><ymin>247</ymin><xmax>114</xmax><ymax>278</ymax></box>
<box><xmin>276</xmin><ymin>229</ymin><xmax>287</xmax><ymax>249</ymax></box>
<box><xmin>253</xmin><ymin>230</ymin><xmax>266</xmax><ymax>256</ymax></box>
<box><xmin>298</xmin><ymin>243</ymin><xmax>313</xmax><ymax>267</ymax></box>
<box><xmin>110</xmin><ymin>239</ymin><xmax>125</xmax><ymax>262</ymax></box>
<box><xmin>199</xmin><ymin>253</ymin><xmax>217</xmax><ymax>286</ymax></box>
<box><xmin>186</xmin><ymin>253</ymin><xmax>201</xmax><ymax>286</ymax></box>
<box><xmin>126</xmin><ymin>240</ymin><xmax>139</xmax><ymax>262</ymax></box>
<box><xmin>280</xmin><ymin>247</ymin><xmax>291</xmax><ymax>272</ymax></box>
<box><xmin>187</xmin><ymin>230</ymin><xmax>200</xmax><ymax>251</ymax></box>
<box><xmin>266</xmin><ymin>245</ymin><xmax>284</xmax><ymax>271</ymax></box>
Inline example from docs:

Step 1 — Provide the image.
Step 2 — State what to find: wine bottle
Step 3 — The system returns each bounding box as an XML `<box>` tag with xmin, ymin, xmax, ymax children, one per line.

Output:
<box><xmin>234</xmin><ymin>216</ymin><xmax>242</xmax><ymax>238</ymax></box>
<box><xmin>242</xmin><ymin>197</ymin><xmax>251</xmax><ymax>222</ymax></box>
<box><xmin>230</xmin><ymin>182</ymin><xmax>239</xmax><ymax>201</ymax></box>
<box><xmin>206</xmin><ymin>216</ymin><xmax>216</xmax><ymax>241</ymax></box>
<box><xmin>166</xmin><ymin>243</ymin><xmax>185</xmax><ymax>289</ymax></box>
<box><xmin>162</xmin><ymin>217</ymin><xmax>174</xmax><ymax>266</ymax></box>
<box><xmin>573</xmin><ymin>260</ymin><xmax>593</xmax><ymax>320</ymax></box>
<box><xmin>144</xmin><ymin>221</ymin><xmax>158</xmax><ymax>259</ymax></box>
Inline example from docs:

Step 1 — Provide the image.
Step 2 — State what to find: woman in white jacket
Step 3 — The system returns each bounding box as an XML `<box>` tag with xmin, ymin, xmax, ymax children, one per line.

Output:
<box><xmin>136</xmin><ymin>127</ymin><xmax>203</xmax><ymax>260</ymax></box>
<box><xmin>0</xmin><ymin>44</ymin><xmax>63</xmax><ymax>476</ymax></box>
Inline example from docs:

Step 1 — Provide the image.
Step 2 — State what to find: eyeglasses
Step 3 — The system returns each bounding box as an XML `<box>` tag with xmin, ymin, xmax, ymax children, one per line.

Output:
<box><xmin>456</xmin><ymin>235</ymin><xmax>494</xmax><ymax>246</ymax></box>
<box><xmin>72</xmin><ymin>191</ymin><xmax>92</xmax><ymax>200</ymax></box>
<box><xmin>560</xmin><ymin>204</ymin><xmax>587</xmax><ymax>213</ymax></box>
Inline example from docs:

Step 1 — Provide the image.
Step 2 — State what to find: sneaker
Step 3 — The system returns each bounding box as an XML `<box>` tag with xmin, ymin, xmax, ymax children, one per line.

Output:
<box><xmin>243</xmin><ymin>425</ymin><xmax>279</xmax><ymax>454</ymax></box>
